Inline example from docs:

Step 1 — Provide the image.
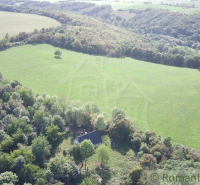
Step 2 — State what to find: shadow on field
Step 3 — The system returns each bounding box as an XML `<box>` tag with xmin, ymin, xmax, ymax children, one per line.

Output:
<box><xmin>50</xmin><ymin>137</ymin><xmax>64</xmax><ymax>158</ymax></box>
<box><xmin>54</xmin><ymin>56</ymin><xmax>62</xmax><ymax>59</ymax></box>
<box><xmin>110</xmin><ymin>139</ymin><xmax>130</xmax><ymax>155</ymax></box>
<box><xmin>31</xmin><ymin>43</ymin><xmax>40</xmax><ymax>46</ymax></box>
<box><xmin>0</xmin><ymin>47</ymin><xmax>11</xmax><ymax>52</ymax></box>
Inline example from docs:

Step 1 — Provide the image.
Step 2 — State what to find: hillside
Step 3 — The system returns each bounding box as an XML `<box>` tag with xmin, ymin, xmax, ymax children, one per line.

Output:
<box><xmin>0</xmin><ymin>44</ymin><xmax>200</xmax><ymax>150</ymax></box>
<box><xmin>0</xmin><ymin>11</ymin><xmax>60</xmax><ymax>39</ymax></box>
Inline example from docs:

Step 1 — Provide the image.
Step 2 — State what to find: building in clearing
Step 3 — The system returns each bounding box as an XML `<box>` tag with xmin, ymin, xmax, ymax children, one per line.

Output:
<box><xmin>74</xmin><ymin>130</ymin><xmax>102</xmax><ymax>148</ymax></box>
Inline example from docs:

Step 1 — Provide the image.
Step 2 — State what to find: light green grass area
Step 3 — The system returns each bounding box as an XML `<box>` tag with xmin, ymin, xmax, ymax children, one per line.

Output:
<box><xmin>0</xmin><ymin>11</ymin><xmax>61</xmax><ymax>39</ymax></box>
<box><xmin>0</xmin><ymin>44</ymin><xmax>200</xmax><ymax>149</ymax></box>
<box><xmin>84</xmin><ymin>0</ymin><xmax>200</xmax><ymax>13</ymax></box>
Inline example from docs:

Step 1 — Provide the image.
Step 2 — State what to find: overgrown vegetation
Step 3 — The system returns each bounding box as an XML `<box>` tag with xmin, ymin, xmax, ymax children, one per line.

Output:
<box><xmin>1</xmin><ymin>72</ymin><xmax>200</xmax><ymax>184</ymax></box>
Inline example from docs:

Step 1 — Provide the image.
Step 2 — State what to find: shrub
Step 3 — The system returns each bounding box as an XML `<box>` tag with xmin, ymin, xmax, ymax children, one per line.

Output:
<box><xmin>109</xmin><ymin>114</ymin><xmax>133</xmax><ymax>142</ymax></box>
<box><xmin>129</xmin><ymin>166</ymin><xmax>142</xmax><ymax>184</ymax></box>
<box><xmin>140</xmin><ymin>144</ymin><xmax>149</xmax><ymax>153</ymax></box>
<box><xmin>94</xmin><ymin>114</ymin><xmax>107</xmax><ymax>131</ymax></box>
<box><xmin>140</xmin><ymin>154</ymin><xmax>157</xmax><ymax>170</ymax></box>
<box><xmin>131</xmin><ymin>137</ymin><xmax>141</xmax><ymax>151</ymax></box>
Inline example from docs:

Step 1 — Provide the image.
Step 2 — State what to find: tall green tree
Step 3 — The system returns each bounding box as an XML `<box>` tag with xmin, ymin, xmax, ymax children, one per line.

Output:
<box><xmin>31</xmin><ymin>135</ymin><xmax>51</xmax><ymax>167</ymax></box>
<box><xmin>110</xmin><ymin>114</ymin><xmax>133</xmax><ymax>142</ymax></box>
<box><xmin>80</xmin><ymin>140</ymin><xmax>94</xmax><ymax>171</ymax></box>
<box><xmin>96</xmin><ymin>144</ymin><xmax>110</xmax><ymax>166</ymax></box>
<box><xmin>129</xmin><ymin>166</ymin><xmax>142</xmax><ymax>184</ymax></box>
<box><xmin>55</xmin><ymin>50</ymin><xmax>62</xmax><ymax>58</ymax></box>
<box><xmin>94</xmin><ymin>114</ymin><xmax>107</xmax><ymax>131</ymax></box>
<box><xmin>32</xmin><ymin>110</ymin><xmax>50</xmax><ymax>134</ymax></box>
<box><xmin>45</xmin><ymin>124</ymin><xmax>62</xmax><ymax>146</ymax></box>
<box><xmin>18</xmin><ymin>88</ymin><xmax>35</xmax><ymax>107</ymax></box>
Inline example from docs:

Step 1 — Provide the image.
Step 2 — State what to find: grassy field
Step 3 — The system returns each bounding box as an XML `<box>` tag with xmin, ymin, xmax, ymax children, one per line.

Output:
<box><xmin>0</xmin><ymin>44</ymin><xmax>200</xmax><ymax>150</ymax></box>
<box><xmin>0</xmin><ymin>11</ymin><xmax>61</xmax><ymax>40</ymax></box>
<box><xmin>83</xmin><ymin>0</ymin><xmax>200</xmax><ymax>13</ymax></box>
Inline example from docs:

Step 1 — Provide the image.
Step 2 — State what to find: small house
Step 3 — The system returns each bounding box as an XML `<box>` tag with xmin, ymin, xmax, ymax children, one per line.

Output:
<box><xmin>74</xmin><ymin>130</ymin><xmax>102</xmax><ymax>148</ymax></box>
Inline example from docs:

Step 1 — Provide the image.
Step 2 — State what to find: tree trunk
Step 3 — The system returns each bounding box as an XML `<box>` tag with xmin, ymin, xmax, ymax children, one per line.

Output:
<box><xmin>79</xmin><ymin>161</ymin><xmax>83</xmax><ymax>174</ymax></box>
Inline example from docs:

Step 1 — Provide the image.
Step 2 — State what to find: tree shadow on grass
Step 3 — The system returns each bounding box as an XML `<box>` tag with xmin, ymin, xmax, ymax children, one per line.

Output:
<box><xmin>110</xmin><ymin>138</ymin><xmax>130</xmax><ymax>155</ymax></box>
<box><xmin>49</xmin><ymin>137</ymin><xmax>64</xmax><ymax>158</ymax></box>
<box><xmin>54</xmin><ymin>56</ymin><xmax>61</xmax><ymax>59</ymax></box>
<box><xmin>31</xmin><ymin>43</ymin><xmax>40</xmax><ymax>46</ymax></box>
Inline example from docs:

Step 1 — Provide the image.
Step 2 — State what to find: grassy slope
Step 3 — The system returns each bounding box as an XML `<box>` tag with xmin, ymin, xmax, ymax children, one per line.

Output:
<box><xmin>0</xmin><ymin>44</ymin><xmax>200</xmax><ymax>149</ymax></box>
<box><xmin>0</xmin><ymin>11</ymin><xmax>61</xmax><ymax>39</ymax></box>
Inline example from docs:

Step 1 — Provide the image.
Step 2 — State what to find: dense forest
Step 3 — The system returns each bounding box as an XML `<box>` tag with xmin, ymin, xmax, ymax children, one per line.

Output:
<box><xmin>1</xmin><ymin>71</ymin><xmax>200</xmax><ymax>184</ymax></box>
<box><xmin>9</xmin><ymin>0</ymin><xmax>200</xmax><ymax>50</ymax></box>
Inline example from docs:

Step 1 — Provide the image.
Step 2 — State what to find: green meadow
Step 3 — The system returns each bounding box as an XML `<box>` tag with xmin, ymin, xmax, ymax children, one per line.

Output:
<box><xmin>0</xmin><ymin>11</ymin><xmax>61</xmax><ymax>39</ymax></box>
<box><xmin>84</xmin><ymin>1</ymin><xmax>200</xmax><ymax>14</ymax></box>
<box><xmin>0</xmin><ymin>44</ymin><xmax>200</xmax><ymax>149</ymax></box>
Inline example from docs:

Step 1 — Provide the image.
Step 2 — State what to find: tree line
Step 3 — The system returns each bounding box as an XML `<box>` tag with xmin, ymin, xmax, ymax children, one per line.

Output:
<box><xmin>0</xmin><ymin>3</ymin><xmax>200</xmax><ymax>69</ymax></box>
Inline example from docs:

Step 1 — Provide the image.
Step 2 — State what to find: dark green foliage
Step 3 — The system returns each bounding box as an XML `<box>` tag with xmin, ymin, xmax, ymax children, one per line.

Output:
<box><xmin>31</xmin><ymin>135</ymin><xmax>51</xmax><ymax>167</ymax></box>
<box><xmin>12</xmin><ymin>128</ymin><xmax>27</xmax><ymax>148</ymax></box>
<box><xmin>0</xmin><ymin>153</ymin><xmax>14</xmax><ymax>173</ymax></box>
<box><xmin>13</xmin><ymin>155</ymin><xmax>26</xmax><ymax>172</ymax></box>
<box><xmin>45</xmin><ymin>124</ymin><xmax>63</xmax><ymax>146</ymax></box>
<box><xmin>69</xmin><ymin>144</ymin><xmax>83</xmax><ymax>162</ymax></box>
<box><xmin>164</xmin><ymin>137</ymin><xmax>172</xmax><ymax>148</ymax></box>
<box><xmin>6</xmin><ymin>118</ymin><xmax>28</xmax><ymax>135</ymax></box>
<box><xmin>32</xmin><ymin>110</ymin><xmax>50</xmax><ymax>134</ymax></box>
<box><xmin>27</xmin><ymin>132</ymin><xmax>37</xmax><ymax>145</ymax></box>
<box><xmin>111</xmin><ymin>108</ymin><xmax>125</xmax><ymax>121</ymax></box>
<box><xmin>52</xmin><ymin>115</ymin><xmax>65</xmax><ymax>132</ymax></box>
<box><xmin>35</xmin><ymin>178</ymin><xmax>47</xmax><ymax>185</ymax></box>
<box><xmin>80</xmin><ymin>140</ymin><xmax>94</xmax><ymax>171</ymax></box>
<box><xmin>11</xmin><ymin>147</ymin><xmax>35</xmax><ymax>164</ymax></box>
<box><xmin>49</xmin><ymin>157</ymin><xmax>78</xmax><ymax>178</ymax></box>
<box><xmin>0</xmin><ymin>136</ymin><xmax>14</xmax><ymax>152</ymax></box>
<box><xmin>10</xmin><ymin>80</ymin><xmax>21</xmax><ymax>88</ymax></box>
<box><xmin>0</xmin><ymin>130</ymin><xmax>7</xmax><ymax>142</ymax></box>
<box><xmin>140</xmin><ymin>144</ymin><xmax>149</xmax><ymax>153</ymax></box>
<box><xmin>18</xmin><ymin>163</ymin><xmax>39</xmax><ymax>184</ymax></box>
<box><xmin>129</xmin><ymin>166</ymin><xmax>142</xmax><ymax>184</ymax></box>
<box><xmin>2</xmin><ymin>91</ymin><xmax>12</xmax><ymax>102</ymax></box>
<box><xmin>109</xmin><ymin>114</ymin><xmax>133</xmax><ymax>142</ymax></box>
<box><xmin>154</xmin><ymin>151</ymin><xmax>162</xmax><ymax>162</ymax></box>
<box><xmin>55</xmin><ymin>50</ymin><xmax>62</xmax><ymax>58</ymax></box>
<box><xmin>131</xmin><ymin>137</ymin><xmax>141</xmax><ymax>151</ymax></box>
<box><xmin>80</xmin><ymin>140</ymin><xmax>94</xmax><ymax>160</ymax></box>
<box><xmin>18</xmin><ymin>88</ymin><xmax>35</xmax><ymax>107</ymax></box>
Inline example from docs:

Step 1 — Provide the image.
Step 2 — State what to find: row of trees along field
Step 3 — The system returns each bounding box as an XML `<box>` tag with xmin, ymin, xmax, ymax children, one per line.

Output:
<box><xmin>0</xmin><ymin>4</ymin><xmax>200</xmax><ymax>69</ymax></box>
<box><xmin>1</xmin><ymin>71</ymin><xmax>200</xmax><ymax>184</ymax></box>
<box><xmin>10</xmin><ymin>0</ymin><xmax>200</xmax><ymax>50</ymax></box>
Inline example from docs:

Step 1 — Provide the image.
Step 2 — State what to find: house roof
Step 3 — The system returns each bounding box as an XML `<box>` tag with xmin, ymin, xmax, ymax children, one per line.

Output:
<box><xmin>77</xmin><ymin>130</ymin><xmax>102</xmax><ymax>145</ymax></box>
